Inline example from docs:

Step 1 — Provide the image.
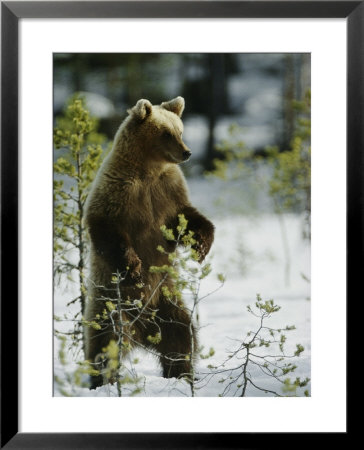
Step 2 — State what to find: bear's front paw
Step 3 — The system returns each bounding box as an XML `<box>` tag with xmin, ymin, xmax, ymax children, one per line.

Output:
<box><xmin>125</xmin><ymin>248</ymin><xmax>142</xmax><ymax>281</ymax></box>
<box><xmin>193</xmin><ymin>234</ymin><xmax>213</xmax><ymax>263</ymax></box>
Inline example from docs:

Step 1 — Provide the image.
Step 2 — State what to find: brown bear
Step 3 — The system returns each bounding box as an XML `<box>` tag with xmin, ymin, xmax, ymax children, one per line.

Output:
<box><xmin>84</xmin><ymin>96</ymin><xmax>214</xmax><ymax>389</ymax></box>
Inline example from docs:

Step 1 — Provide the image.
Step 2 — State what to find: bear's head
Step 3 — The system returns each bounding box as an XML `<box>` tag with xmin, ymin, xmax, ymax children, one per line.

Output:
<box><xmin>127</xmin><ymin>96</ymin><xmax>192</xmax><ymax>164</ymax></box>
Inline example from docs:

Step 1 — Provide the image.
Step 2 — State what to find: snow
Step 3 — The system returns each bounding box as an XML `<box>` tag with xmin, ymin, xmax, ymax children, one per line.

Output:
<box><xmin>54</xmin><ymin>179</ymin><xmax>310</xmax><ymax>397</ymax></box>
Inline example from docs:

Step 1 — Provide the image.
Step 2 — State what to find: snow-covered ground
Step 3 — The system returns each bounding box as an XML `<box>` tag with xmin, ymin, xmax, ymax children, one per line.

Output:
<box><xmin>54</xmin><ymin>181</ymin><xmax>310</xmax><ymax>397</ymax></box>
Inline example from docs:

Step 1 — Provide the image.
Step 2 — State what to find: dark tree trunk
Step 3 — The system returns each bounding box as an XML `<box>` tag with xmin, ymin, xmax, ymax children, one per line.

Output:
<box><xmin>204</xmin><ymin>54</ymin><xmax>226</xmax><ymax>171</ymax></box>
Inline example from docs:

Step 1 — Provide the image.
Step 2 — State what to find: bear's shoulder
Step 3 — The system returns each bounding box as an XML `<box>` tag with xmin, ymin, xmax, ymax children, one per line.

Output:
<box><xmin>159</xmin><ymin>164</ymin><xmax>187</xmax><ymax>188</ymax></box>
<box><xmin>161</xmin><ymin>163</ymin><xmax>184</xmax><ymax>180</ymax></box>
<box><xmin>157</xmin><ymin>164</ymin><xmax>189</xmax><ymax>205</ymax></box>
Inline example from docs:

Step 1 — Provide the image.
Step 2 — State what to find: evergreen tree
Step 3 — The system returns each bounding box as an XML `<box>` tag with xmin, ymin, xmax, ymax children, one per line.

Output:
<box><xmin>267</xmin><ymin>89</ymin><xmax>311</xmax><ymax>238</ymax></box>
<box><xmin>207</xmin><ymin>90</ymin><xmax>311</xmax><ymax>284</ymax></box>
<box><xmin>54</xmin><ymin>96</ymin><xmax>106</xmax><ymax>349</ymax></box>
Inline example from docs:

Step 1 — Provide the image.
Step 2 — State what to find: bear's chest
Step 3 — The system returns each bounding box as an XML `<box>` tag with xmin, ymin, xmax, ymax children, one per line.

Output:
<box><xmin>147</xmin><ymin>181</ymin><xmax>177</xmax><ymax>224</ymax></box>
<box><xmin>126</xmin><ymin>175</ymin><xmax>179</xmax><ymax>230</ymax></box>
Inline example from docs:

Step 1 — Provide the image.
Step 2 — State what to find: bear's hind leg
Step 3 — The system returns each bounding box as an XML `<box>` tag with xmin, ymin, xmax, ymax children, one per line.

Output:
<box><xmin>84</xmin><ymin>312</ymin><xmax>118</xmax><ymax>389</ymax></box>
<box><xmin>153</xmin><ymin>298</ymin><xmax>198</xmax><ymax>380</ymax></box>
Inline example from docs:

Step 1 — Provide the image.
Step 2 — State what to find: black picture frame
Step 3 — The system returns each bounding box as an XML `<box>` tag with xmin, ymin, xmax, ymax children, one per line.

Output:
<box><xmin>1</xmin><ymin>1</ymin><xmax>356</xmax><ymax>448</ymax></box>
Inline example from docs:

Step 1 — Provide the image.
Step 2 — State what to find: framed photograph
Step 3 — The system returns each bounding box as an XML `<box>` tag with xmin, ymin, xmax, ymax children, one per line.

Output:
<box><xmin>2</xmin><ymin>1</ymin><xmax>357</xmax><ymax>447</ymax></box>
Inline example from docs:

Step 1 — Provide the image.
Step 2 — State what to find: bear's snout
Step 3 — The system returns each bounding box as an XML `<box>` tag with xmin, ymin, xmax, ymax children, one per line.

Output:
<box><xmin>182</xmin><ymin>150</ymin><xmax>192</xmax><ymax>161</ymax></box>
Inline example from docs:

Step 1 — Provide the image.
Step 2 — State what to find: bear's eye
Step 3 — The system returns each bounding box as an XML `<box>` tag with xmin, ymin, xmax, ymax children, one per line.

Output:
<box><xmin>163</xmin><ymin>130</ymin><xmax>173</xmax><ymax>139</ymax></box>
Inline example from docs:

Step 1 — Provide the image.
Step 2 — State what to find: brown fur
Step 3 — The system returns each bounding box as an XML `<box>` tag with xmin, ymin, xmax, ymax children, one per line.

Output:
<box><xmin>84</xmin><ymin>97</ymin><xmax>214</xmax><ymax>388</ymax></box>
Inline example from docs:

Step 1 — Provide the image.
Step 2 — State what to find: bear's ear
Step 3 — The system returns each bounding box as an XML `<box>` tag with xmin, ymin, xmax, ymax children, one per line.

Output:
<box><xmin>128</xmin><ymin>99</ymin><xmax>153</xmax><ymax>120</ymax></box>
<box><xmin>161</xmin><ymin>96</ymin><xmax>185</xmax><ymax>117</ymax></box>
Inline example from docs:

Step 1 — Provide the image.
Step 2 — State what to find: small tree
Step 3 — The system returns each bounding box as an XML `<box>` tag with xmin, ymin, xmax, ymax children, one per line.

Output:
<box><xmin>149</xmin><ymin>214</ymin><xmax>224</xmax><ymax>396</ymax></box>
<box><xmin>267</xmin><ymin>89</ymin><xmax>311</xmax><ymax>240</ymax></box>
<box><xmin>54</xmin><ymin>96</ymin><xmax>106</xmax><ymax>349</ymax></box>
<box><xmin>202</xmin><ymin>294</ymin><xmax>310</xmax><ymax>397</ymax></box>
